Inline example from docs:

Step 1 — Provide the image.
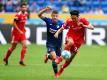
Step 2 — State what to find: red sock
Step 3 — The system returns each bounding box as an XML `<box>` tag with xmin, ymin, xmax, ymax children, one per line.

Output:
<box><xmin>62</xmin><ymin>60</ymin><xmax>71</xmax><ymax>69</ymax></box>
<box><xmin>62</xmin><ymin>49</ymin><xmax>76</xmax><ymax>69</ymax></box>
<box><xmin>5</xmin><ymin>48</ymin><xmax>13</xmax><ymax>61</ymax></box>
<box><xmin>20</xmin><ymin>48</ymin><xmax>26</xmax><ymax>62</ymax></box>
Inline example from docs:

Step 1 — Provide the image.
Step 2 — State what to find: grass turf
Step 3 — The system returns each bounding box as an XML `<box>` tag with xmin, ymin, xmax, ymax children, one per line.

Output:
<box><xmin>0</xmin><ymin>44</ymin><xmax>107</xmax><ymax>80</ymax></box>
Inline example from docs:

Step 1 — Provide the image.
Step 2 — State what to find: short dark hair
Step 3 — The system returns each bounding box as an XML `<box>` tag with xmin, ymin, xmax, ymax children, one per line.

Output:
<box><xmin>52</xmin><ymin>10</ymin><xmax>58</xmax><ymax>14</ymax></box>
<box><xmin>20</xmin><ymin>3</ymin><xmax>27</xmax><ymax>7</ymax></box>
<box><xmin>70</xmin><ymin>10</ymin><xmax>79</xmax><ymax>17</ymax></box>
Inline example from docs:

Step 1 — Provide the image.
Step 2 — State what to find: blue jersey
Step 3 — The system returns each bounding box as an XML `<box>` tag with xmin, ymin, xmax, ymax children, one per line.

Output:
<box><xmin>42</xmin><ymin>17</ymin><xmax>64</xmax><ymax>47</ymax></box>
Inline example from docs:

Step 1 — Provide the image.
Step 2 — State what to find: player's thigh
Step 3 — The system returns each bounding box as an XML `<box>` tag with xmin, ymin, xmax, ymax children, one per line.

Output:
<box><xmin>55</xmin><ymin>47</ymin><xmax>62</xmax><ymax>57</ymax></box>
<box><xmin>21</xmin><ymin>40</ymin><xmax>27</xmax><ymax>48</ymax></box>
<box><xmin>70</xmin><ymin>43</ymin><xmax>81</xmax><ymax>54</ymax></box>
<box><xmin>11</xmin><ymin>34</ymin><xmax>20</xmax><ymax>44</ymax></box>
<box><xmin>21</xmin><ymin>34</ymin><xmax>27</xmax><ymax>48</ymax></box>
<box><xmin>47</xmin><ymin>46</ymin><xmax>56</xmax><ymax>55</ymax></box>
<box><xmin>65</xmin><ymin>37</ymin><xmax>74</xmax><ymax>45</ymax></box>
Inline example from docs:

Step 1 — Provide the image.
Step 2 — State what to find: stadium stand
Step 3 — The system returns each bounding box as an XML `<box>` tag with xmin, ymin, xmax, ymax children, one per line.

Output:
<box><xmin>0</xmin><ymin>0</ymin><xmax>107</xmax><ymax>25</ymax></box>
<box><xmin>0</xmin><ymin>0</ymin><xmax>107</xmax><ymax>14</ymax></box>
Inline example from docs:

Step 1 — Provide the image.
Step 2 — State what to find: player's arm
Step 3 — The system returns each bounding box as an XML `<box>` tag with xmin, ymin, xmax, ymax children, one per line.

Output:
<box><xmin>81</xmin><ymin>23</ymin><xmax>94</xmax><ymax>30</ymax></box>
<box><xmin>54</xmin><ymin>26</ymin><xmax>64</xmax><ymax>38</ymax></box>
<box><xmin>54</xmin><ymin>19</ymin><xmax>69</xmax><ymax>38</ymax></box>
<box><xmin>38</xmin><ymin>6</ymin><xmax>52</xmax><ymax>19</ymax></box>
<box><xmin>13</xmin><ymin>19</ymin><xmax>23</xmax><ymax>34</ymax></box>
<box><xmin>85</xmin><ymin>23</ymin><xmax>94</xmax><ymax>30</ymax></box>
<box><xmin>79</xmin><ymin>22</ymin><xmax>94</xmax><ymax>30</ymax></box>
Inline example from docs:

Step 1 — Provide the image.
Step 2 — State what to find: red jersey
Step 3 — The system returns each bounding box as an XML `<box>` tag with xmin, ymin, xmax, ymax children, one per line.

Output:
<box><xmin>63</xmin><ymin>17</ymin><xmax>90</xmax><ymax>44</ymax></box>
<box><xmin>12</xmin><ymin>11</ymin><xmax>28</xmax><ymax>35</ymax></box>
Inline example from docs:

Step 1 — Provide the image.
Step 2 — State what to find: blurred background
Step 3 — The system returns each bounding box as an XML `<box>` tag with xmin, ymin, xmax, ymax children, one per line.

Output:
<box><xmin>0</xmin><ymin>0</ymin><xmax>107</xmax><ymax>45</ymax></box>
<box><xmin>0</xmin><ymin>0</ymin><xmax>107</xmax><ymax>13</ymax></box>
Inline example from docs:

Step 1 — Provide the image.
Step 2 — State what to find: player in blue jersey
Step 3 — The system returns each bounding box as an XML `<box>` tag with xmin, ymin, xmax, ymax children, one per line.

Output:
<box><xmin>38</xmin><ymin>7</ymin><xmax>64</xmax><ymax>76</ymax></box>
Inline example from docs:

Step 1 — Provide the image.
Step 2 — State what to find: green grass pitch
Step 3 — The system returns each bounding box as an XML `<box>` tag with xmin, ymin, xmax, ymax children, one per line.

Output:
<box><xmin>0</xmin><ymin>44</ymin><xmax>107</xmax><ymax>80</ymax></box>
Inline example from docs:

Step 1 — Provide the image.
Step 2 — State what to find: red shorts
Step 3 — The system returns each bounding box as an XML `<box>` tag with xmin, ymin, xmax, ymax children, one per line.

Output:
<box><xmin>11</xmin><ymin>33</ymin><xmax>26</xmax><ymax>43</ymax></box>
<box><xmin>65</xmin><ymin>36</ymin><xmax>82</xmax><ymax>53</ymax></box>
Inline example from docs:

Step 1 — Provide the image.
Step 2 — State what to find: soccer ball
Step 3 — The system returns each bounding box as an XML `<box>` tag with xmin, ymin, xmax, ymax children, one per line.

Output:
<box><xmin>61</xmin><ymin>50</ymin><xmax>71</xmax><ymax>60</ymax></box>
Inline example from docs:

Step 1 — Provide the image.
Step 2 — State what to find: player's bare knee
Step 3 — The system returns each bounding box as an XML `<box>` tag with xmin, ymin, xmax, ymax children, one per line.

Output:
<box><xmin>68</xmin><ymin>39</ymin><xmax>74</xmax><ymax>46</ymax></box>
<box><xmin>50</xmin><ymin>51</ymin><xmax>56</xmax><ymax>60</ymax></box>
<box><xmin>24</xmin><ymin>45</ymin><xmax>27</xmax><ymax>49</ymax></box>
<box><xmin>22</xmin><ymin>44</ymin><xmax>27</xmax><ymax>49</ymax></box>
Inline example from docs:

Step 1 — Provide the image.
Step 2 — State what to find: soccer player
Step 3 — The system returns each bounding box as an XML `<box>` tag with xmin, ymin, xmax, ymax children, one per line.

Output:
<box><xmin>38</xmin><ymin>7</ymin><xmax>64</xmax><ymax>75</ymax></box>
<box><xmin>54</xmin><ymin>10</ymin><xmax>94</xmax><ymax>78</ymax></box>
<box><xmin>3</xmin><ymin>3</ymin><xmax>28</xmax><ymax>66</ymax></box>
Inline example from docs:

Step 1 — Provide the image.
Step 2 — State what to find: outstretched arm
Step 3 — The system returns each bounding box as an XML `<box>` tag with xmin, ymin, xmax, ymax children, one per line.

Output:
<box><xmin>79</xmin><ymin>22</ymin><xmax>94</xmax><ymax>30</ymax></box>
<box><xmin>38</xmin><ymin>6</ymin><xmax>52</xmax><ymax>19</ymax></box>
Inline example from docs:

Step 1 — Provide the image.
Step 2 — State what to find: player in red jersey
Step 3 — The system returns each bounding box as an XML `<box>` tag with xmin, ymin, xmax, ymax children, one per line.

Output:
<box><xmin>3</xmin><ymin>3</ymin><xmax>28</xmax><ymax>66</ymax></box>
<box><xmin>54</xmin><ymin>10</ymin><xmax>94</xmax><ymax>78</ymax></box>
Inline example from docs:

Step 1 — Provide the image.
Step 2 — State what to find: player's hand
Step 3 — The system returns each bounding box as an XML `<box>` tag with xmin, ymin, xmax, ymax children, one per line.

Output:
<box><xmin>45</xmin><ymin>6</ymin><xmax>52</xmax><ymax>11</ymax></box>
<box><xmin>78</xmin><ymin>22</ymin><xmax>84</xmax><ymax>27</ymax></box>
<box><xmin>54</xmin><ymin>32</ymin><xmax>59</xmax><ymax>38</ymax></box>
<box><xmin>19</xmin><ymin>31</ymin><xmax>23</xmax><ymax>35</ymax></box>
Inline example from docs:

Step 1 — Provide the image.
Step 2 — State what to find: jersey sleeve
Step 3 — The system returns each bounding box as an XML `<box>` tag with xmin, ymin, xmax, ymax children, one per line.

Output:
<box><xmin>14</xmin><ymin>13</ymin><xmax>21</xmax><ymax>21</ymax></box>
<box><xmin>63</xmin><ymin>19</ymin><xmax>70</xmax><ymax>29</ymax></box>
<box><xmin>41</xmin><ymin>17</ymin><xmax>49</xmax><ymax>23</ymax></box>
<box><xmin>60</xmin><ymin>20</ymin><xmax>64</xmax><ymax>26</ymax></box>
<box><xmin>82</xmin><ymin>18</ymin><xmax>90</xmax><ymax>25</ymax></box>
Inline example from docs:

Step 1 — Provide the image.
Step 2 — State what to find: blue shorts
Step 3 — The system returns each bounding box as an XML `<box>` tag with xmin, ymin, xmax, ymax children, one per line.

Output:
<box><xmin>46</xmin><ymin>44</ymin><xmax>62</xmax><ymax>57</ymax></box>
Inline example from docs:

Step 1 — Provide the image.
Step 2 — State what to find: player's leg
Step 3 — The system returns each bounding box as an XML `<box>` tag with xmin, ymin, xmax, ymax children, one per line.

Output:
<box><xmin>20</xmin><ymin>40</ymin><xmax>27</xmax><ymax>66</ymax></box>
<box><xmin>55</xmin><ymin>44</ymin><xmax>81</xmax><ymax>78</ymax></box>
<box><xmin>44</xmin><ymin>53</ymin><xmax>49</xmax><ymax>63</ymax></box>
<box><xmin>52</xmin><ymin>61</ymin><xmax>58</xmax><ymax>74</ymax></box>
<box><xmin>44</xmin><ymin>45</ymin><xmax>58</xmax><ymax>74</ymax></box>
<box><xmin>44</xmin><ymin>52</ymin><xmax>55</xmax><ymax>63</ymax></box>
<box><xmin>44</xmin><ymin>52</ymin><xmax>58</xmax><ymax>74</ymax></box>
<box><xmin>4</xmin><ymin>42</ymin><xmax>17</xmax><ymax>65</ymax></box>
<box><xmin>64</xmin><ymin>37</ymin><xmax>74</xmax><ymax>51</ymax></box>
<box><xmin>63</xmin><ymin>53</ymin><xmax>76</xmax><ymax>68</ymax></box>
<box><xmin>52</xmin><ymin>47</ymin><xmax>61</xmax><ymax>75</ymax></box>
<box><xmin>20</xmin><ymin>34</ymin><xmax>27</xmax><ymax>66</ymax></box>
<box><xmin>55</xmin><ymin>37</ymin><xmax>74</xmax><ymax>64</ymax></box>
<box><xmin>50</xmin><ymin>51</ymin><xmax>57</xmax><ymax>60</ymax></box>
<box><xmin>55</xmin><ymin>51</ymin><xmax>77</xmax><ymax>78</ymax></box>
<box><xmin>3</xmin><ymin>34</ymin><xmax>18</xmax><ymax>65</ymax></box>
<box><xmin>61</xmin><ymin>44</ymin><xmax>78</xmax><ymax>69</ymax></box>
<box><xmin>44</xmin><ymin>45</ymin><xmax>56</xmax><ymax>63</ymax></box>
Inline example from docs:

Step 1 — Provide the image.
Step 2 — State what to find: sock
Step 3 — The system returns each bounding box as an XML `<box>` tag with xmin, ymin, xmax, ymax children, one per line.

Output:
<box><xmin>47</xmin><ymin>54</ymin><xmax>52</xmax><ymax>60</ymax></box>
<box><xmin>20</xmin><ymin>48</ymin><xmax>26</xmax><ymax>62</ymax></box>
<box><xmin>5</xmin><ymin>48</ymin><xmax>13</xmax><ymax>61</ymax></box>
<box><xmin>52</xmin><ymin>61</ymin><xmax>58</xmax><ymax>74</ymax></box>
<box><xmin>48</xmin><ymin>52</ymin><xmax>56</xmax><ymax>60</ymax></box>
<box><xmin>62</xmin><ymin>52</ymin><xmax>76</xmax><ymax>69</ymax></box>
<box><xmin>62</xmin><ymin>60</ymin><xmax>71</xmax><ymax>69</ymax></box>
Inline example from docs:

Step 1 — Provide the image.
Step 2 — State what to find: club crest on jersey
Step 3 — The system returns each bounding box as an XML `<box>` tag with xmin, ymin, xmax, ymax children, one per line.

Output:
<box><xmin>57</xmin><ymin>25</ymin><xmax>59</xmax><ymax>28</ymax></box>
<box><xmin>49</xmin><ymin>28</ymin><xmax>57</xmax><ymax>33</ymax></box>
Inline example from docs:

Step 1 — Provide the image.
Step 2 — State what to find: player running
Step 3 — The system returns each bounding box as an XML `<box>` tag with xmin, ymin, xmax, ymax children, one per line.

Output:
<box><xmin>54</xmin><ymin>10</ymin><xmax>94</xmax><ymax>78</ymax></box>
<box><xmin>38</xmin><ymin>7</ymin><xmax>64</xmax><ymax>76</ymax></box>
<box><xmin>3</xmin><ymin>3</ymin><xmax>28</xmax><ymax>66</ymax></box>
